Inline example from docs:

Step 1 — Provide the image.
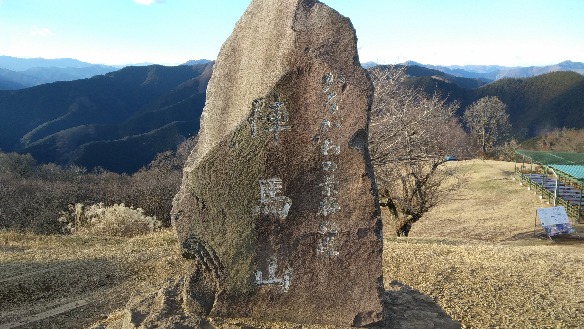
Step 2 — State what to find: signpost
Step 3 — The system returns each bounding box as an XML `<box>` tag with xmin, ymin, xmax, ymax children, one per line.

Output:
<box><xmin>535</xmin><ymin>206</ymin><xmax>576</xmax><ymax>239</ymax></box>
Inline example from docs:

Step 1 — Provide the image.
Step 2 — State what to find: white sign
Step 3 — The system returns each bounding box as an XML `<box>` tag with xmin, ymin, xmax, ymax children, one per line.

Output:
<box><xmin>536</xmin><ymin>206</ymin><xmax>575</xmax><ymax>237</ymax></box>
<box><xmin>536</xmin><ymin>206</ymin><xmax>569</xmax><ymax>226</ymax></box>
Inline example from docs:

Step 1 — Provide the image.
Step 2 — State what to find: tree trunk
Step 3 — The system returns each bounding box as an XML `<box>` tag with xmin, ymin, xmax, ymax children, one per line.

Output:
<box><xmin>396</xmin><ymin>213</ymin><xmax>422</xmax><ymax>237</ymax></box>
<box><xmin>481</xmin><ymin>127</ymin><xmax>487</xmax><ymax>155</ymax></box>
<box><xmin>396</xmin><ymin>222</ymin><xmax>411</xmax><ymax>237</ymax></box>
<box><xmin>380</xmin><ymin>199</ymin><xmax>405</xmax><ymax>237</ymax></box>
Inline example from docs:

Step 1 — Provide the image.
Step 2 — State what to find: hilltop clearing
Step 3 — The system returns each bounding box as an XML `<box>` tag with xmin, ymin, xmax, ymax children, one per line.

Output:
<box><xmin>0</xmin><ymin>160</ymin><xmax>582</xmax><ymax>328</ymax></box>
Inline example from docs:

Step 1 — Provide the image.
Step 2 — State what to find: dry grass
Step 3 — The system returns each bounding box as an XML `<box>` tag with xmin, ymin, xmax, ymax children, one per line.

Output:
<box><xmin>410</xmin><ymin>159</ymin><xmax>549</xmax><ymax>241</ymax></box>
<box><xmin>59</xmin><ymin>203</ymin><xmax>163</xmax><ymax>238</ymax></box>
<box><xmin>0</xmin><ymin>230</ymin><xmax>190</xmax><ymax>328</ymax></box>
<box><xmin>1</xmin><ymin>160</ymin><xmax>583</xmax><ymax>328</ymax></box>
<box><xmin>384</xmin><ymin>160</ymin><xmax>584</xmax><ymax>328</ymax></box>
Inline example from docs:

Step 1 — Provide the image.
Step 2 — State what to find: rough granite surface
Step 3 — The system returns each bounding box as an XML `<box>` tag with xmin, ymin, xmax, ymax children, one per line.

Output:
<box><xmin>171</xmin><ymin>0</ymin><xmax>384</xmax><ymax>326</ymax></box>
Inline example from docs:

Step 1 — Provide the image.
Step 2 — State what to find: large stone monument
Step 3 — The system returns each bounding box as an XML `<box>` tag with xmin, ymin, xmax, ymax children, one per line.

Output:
<box><xmin>172</xmin><ymin>0</ymin><xmax>383</xmax><ymax>326</ymax></box>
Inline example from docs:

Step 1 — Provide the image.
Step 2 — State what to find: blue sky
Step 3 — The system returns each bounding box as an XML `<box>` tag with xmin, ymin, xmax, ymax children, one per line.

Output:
<box><xmin>0</xmin><ymin>0</ymin><xmax>582</xmax><ymax>67</ymax></box>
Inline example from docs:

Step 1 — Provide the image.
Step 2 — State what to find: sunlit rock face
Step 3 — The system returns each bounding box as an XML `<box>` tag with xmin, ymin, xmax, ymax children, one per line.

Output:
<box><xmin>172</xmin><ymin>0</ymin><xmax>383</xmax><ymax>326</ymax></box>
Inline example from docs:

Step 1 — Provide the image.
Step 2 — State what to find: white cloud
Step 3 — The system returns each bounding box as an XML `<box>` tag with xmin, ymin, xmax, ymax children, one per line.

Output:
<box><xmin>30</xmin><ymin>25</ymin><xmax>53</xmax><ymax>37</ymax></box>
<box><xmin>132</xmin><ymin>0</ymin><xmax>165</xmax><ymax>5</ymax></box>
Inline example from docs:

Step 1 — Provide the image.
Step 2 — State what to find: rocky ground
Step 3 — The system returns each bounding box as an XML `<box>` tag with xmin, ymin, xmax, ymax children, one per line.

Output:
<box><xmin>0</xmin><ymin>160</ymin><xmax>582</xmax><ymax>328</ymax></box>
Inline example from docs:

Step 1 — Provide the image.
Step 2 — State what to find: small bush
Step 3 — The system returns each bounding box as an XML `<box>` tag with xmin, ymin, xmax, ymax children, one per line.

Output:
<box><xmin>1</xmin><ymin>136</ymin><xmax>196</xmax><ymax>234</ymax></box>
<box><xmin>59</xmin><ymin>203</ymin><xmax>162</xmax><ymax>237</ymax></box>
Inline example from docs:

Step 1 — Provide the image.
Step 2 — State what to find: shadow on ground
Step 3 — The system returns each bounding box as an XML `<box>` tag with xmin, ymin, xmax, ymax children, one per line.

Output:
<box><xmin>1</xmin><ymin>258</ymin><xmax>462</xmax><ymax>328</ymax></box>
<box><xmin>0</xmin><ymin>258</ymin><xmax>125</xmax><ymax>329</ymax></box>
<box><xmin>92</xmin><ymin>277</ymin><xmax>462</xmax><ymax>329</ymax></box>
<box><xmin>510</xmin><ymin>223</ymin><xmax>584</xmax><ymax>246</ymax></box>
<box><xmin>382</xmin><ymin>281</ymin><xmax>461</xmax><ymax>329</ymax></box>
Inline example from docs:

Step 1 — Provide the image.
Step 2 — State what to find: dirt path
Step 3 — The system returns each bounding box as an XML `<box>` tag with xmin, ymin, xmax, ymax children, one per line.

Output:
<box><xmin>0</xmin><ymin>299</ymin><xmax>88</xmax><ymax>329</ymax></box>
<box><xmin>0</xmin><ymin>231</ymin><xmax>187</xmax><ymax>328</ymax></box>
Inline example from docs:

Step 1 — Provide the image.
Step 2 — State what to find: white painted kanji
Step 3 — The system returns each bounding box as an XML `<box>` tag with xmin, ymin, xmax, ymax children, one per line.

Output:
<box><xmin>320</xmin><ymin>119</ymin><xmax>331</xmax><ymax>134</ymax></box>
<box><xmin>266</xmin><ymin>101</ymin><xmax>290</xmax><ymax>141</ymax></box>
<box><xmin>315</xmin><ymin>71</ymin><xmax>345</xmax><ymax>258</ymax></box>
<box><xmin>257</xmin><ymin>178</ymin><xmax>292</xmax><ymax>219</ymax></box>
<box><xmin>317</xmin><ymin>72</ymin><xmax>344</xmax><ymax>220</ymax></box>
<box><xmin>322</xmin><ymin>72</ymin><xmax>334</xmax><ymax>92</ymax></box>
<box><xmin>328</xmin><ymin>102</ymin><xmax>338</xmax><ymax>114</ymax></box>
<box><xmin>321</xmin><ymin>139</ymin><xmax>340</xmax><ymax>156</ymax></box>
<box><xmin>259</xmin><ymin>178</ymin><xmax>283</xmax><ymax>202</ymax></box>
<box><xmin>247</xmin><ymin>98</ymin><xmax>265</xmax><ymax>137</ymax></box>
<box><xmin>317</xmin><ymin>221</ymin><xmax>340</xmax><ymax>257</ymax></box>
<box><xmin>255</xmin><ymin>256</ymin><xmax>292</xmax><ymax>292</ymax></box>
<box><xmin>247</xmin><ymin>98</ymin><xmax>290</xmax><ymax>141</ymax></box>
<box><xmin>318</xmin><ymin>196</ymin><xmax>340</xmax><ymax>216</ymax></box>
<box><xmin>325</xmin><ymin>91</ymin><xmax>337</xmax><ymax>103</ymax></box>
<box><xmin>319</xmin><ymin>175</ymin><xmax>338</xmax><ymax>197</ymax></box>
<box><xmin>322</xmin><ymin>161</ymin><xmax>337</xmax><ymax>172</ymax></box>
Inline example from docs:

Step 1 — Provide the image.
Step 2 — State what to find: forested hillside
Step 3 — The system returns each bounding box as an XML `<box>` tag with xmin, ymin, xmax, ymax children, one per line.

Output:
<box><xmin>374</xmin><ymin>66</ymin><xmax>584</xmax><ymax>139</ymax></box>
<box><xmin>0</xmin><ymin>63</ymin><xmax>212</xmax><ymax>173</ymax></box>
<box><xmin>2</xmin><ymin>62</ymin><xmax>581</xmax><ymax>173</ymax></box>
<box><xmin>521</xmin><ymin>128</ymin><xmax>584</xmax><ymax>152</ymax></box>
<box><xmin>472</xmin><ymin>71</ymin><xmax>584</xmax><ymax>137</ymax></box>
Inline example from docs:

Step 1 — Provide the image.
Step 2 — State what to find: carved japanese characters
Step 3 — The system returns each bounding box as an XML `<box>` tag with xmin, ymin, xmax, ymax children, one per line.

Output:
<box><xmin>172</xmin><ymin>0</ymin><xmax>383</xmax><ymax>326</ymax></box>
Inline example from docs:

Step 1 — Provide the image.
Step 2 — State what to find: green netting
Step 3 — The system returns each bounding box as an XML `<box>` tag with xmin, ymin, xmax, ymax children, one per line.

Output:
<box><xmin>516</xmin><ymin>150</ymin><xmax>584</xmax><ymax>183</ymax></box>
<box><xmin>548</xmin><ymin>165</ymin><xmax>584</xmax><ymax>181</ymax></box>
<box><xmin>515</xmin><ymin>150</ymin><xmax>584</xmax><ymax>166</ymax></box>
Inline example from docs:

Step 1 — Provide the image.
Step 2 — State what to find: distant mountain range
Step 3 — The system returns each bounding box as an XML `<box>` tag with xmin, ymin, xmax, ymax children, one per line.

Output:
<box><xmin>1</xmin><ymin>56</ymin><xmax>582</xmax><ymax>172</ymax></box>
<box><xmin>181</xmin><ymin>59</ymin><xmax>212</xmax><ymax>66</ymax></box>
<box><xmin>373</xmin><ymin>65</ymin><xmax>584</xmax><ymax>139</ymax></box>
<box><xmin>0</xmin><ymin>56</ymin><xmax>216</xmax><ymax>90</ymax></box>
<box><xmin>0</xmin><ymin>56</ymin><xmax>119</xmax><ymax>90</ymax></box>
<box><xmin>0</xmin><ymin>62</ymin><xmax>212</xmax><ymax>173</ymax></box>
<box><xmin>411</xmin><ymin>60</ymin><xmax>584</xmax><ymax>81</ymax></box>
<box><xmin>366</xmin><ymin>60</ymin><xmax>584</xmax><ymax>82</ymax></box>
<box><xmin>0</xmin><ymin>56</ymin><xmax>106</xmax><ymax>70</ymax></box>
<box><xmin>0</xmin><ymin>66</ymin><xmax>119</xmax><ymax>90</ymax></box>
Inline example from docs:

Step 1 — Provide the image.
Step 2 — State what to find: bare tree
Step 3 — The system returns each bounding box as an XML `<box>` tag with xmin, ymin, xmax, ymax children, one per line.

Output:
<box><xmin>368</xmin><ymin>66</ymin><xmax>467</xmax><ymax>237</ymax></box>
<box><xmin>463</xmin><ymin>96</ymin><xmax>511</xmax><ymax>156</ymax></box>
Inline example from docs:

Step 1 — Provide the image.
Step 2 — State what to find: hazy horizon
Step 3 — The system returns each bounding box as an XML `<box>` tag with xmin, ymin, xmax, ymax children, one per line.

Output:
<box><xmin>1</xmin><ymin>0</ymin><xmax>583</xmax><ymax>67</ymax></box>
<box><xmin>2</xmin><ymin>54</ymin><xmax>583</xmax><ymax>70</ymax></box>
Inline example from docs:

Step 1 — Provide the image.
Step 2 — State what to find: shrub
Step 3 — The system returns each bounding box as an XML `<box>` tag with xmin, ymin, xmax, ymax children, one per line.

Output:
<box><xmin>0</xmin><ymin>136</ymin><xmax>197</xmax><ymax>234</ymax></box>
<box><xmin>59</xmin><ymin>203</ymin><xmax>162</xmax><ymax>237</ymax></box>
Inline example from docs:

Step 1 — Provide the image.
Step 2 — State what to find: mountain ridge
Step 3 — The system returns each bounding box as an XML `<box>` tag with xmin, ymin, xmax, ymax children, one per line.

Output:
<box><xmin>401</xmin><ymin>60</ymin><xmax>584</xmax><ymax>81</ymax></box>
<box><xmin>1</xmin><ymin>56</ymin><xmax>582</xmax><ymax>172</ymax></box>
<box><xmin>0</xmin><ymin>63</ymin><xmax>213</xmax><ymax>173</ymax></box>
<box><xmin>0</xmin><ymin>65</ymin><xmax>118</xmax><ymax>90</ymax></box>
<box><xmin>373</xmin><ymin>65</ymin><xmax>584</xmax><ymax>139</ymax></box>
<box><xmin>0</xmin><ymin>56</ymin><xmax>99</xmax><ymax>70</ymax></box>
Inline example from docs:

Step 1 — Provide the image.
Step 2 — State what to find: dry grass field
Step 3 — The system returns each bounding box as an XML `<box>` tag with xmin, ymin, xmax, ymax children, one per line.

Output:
<box><xmin>0</xmin><ymin>231</ymin><xmax>189</xmax><ymax>328</ymax></box>
<box><xmin>385</xmin><ymin>160</ymin><xmax>584</xmax><ymax>328</ymax></box>
<box><xmin>0</xmin><ymin>160</ymin><xmax>583</xmax><ymax>328</ymax></box>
